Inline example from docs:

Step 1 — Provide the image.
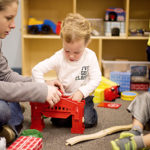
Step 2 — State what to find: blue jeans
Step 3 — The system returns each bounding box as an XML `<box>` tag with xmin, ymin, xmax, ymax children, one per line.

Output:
<box><xmin>0</xmin><ymin>100</ymin><xmax>23</xmax><ymax>134</ymax></box>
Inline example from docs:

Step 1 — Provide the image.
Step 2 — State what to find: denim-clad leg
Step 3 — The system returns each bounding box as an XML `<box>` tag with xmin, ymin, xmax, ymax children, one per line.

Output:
<box><xmin>0</xmin><ymin>100</ymin><xmax>11</xmax><ymax>129</ymax></box>
<box><xmin>0</xmin><ymin>100</ymin><xmax>23</xmax><ymax>133</ymax></box>
<box><xmin>8</xmin><ymin>102</ymin><xmax>23</xmax><ymax>127</ymax></box>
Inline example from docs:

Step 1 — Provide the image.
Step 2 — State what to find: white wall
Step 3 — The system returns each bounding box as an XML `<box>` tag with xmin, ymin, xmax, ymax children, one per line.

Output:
<box><xmin>2</xmin><ymin>0</ymin><xmax>21</xmax><ymax>68</ymax></box>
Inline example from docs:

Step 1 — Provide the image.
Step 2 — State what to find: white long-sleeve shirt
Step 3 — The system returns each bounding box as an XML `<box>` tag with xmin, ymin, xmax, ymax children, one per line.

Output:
<box><xmin>32</xmin><ymin>48</ymin><xmax>101</xmax><ymax>98</ymax></box>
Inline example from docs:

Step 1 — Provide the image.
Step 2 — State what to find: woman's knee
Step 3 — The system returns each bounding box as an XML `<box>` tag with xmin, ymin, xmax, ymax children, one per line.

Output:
<box><xmin>0</xmin><ymin>101</ymin><xmax>11</xmax><ymax>124</ymax></box>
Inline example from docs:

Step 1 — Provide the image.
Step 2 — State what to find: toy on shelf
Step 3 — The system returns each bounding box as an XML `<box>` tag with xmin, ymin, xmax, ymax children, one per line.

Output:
<box><xmin>105</xmin><ymin>8</ymin><xmax>125</xmax><ymax>22</ymax></box>
<box><xmin>7</xmin><ymin>136</ymin><xmax>42</xmax><ymax>150</ymax></box>
<box><xmin>30</xmin><ymin>95</ymin><xmax>85</xmax><ymax>134</ymax></box>
<box><xmin>28</xmin><ymin>17</ymin><xmax>61</xmax><ymax>35</ymax></box>
<box><xmin>87</xmin><ymin>18</ymin><xmax>103</xmax><ymax>36</ymax></box>
<box><xmin>129</xmin><ymin>19</ymin><xmax>150</xmax><ymax>36</ymax></box>
<box><xmin>104</xmin><ymin>8</ymin><xmax>125</xmax><ymax>36</ymax></box>
<box><xmin>129</xmin><ymin>28</ymin><xmax>144</xmax><ymax>36</ymax></box>
<box><xmin>56</xmin><ymin>21</ymin><xmax>61</xmax><ymax>35</ymax></box>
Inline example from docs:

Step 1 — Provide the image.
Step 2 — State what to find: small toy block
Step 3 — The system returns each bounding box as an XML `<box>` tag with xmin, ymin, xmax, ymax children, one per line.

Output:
<box><xmin>93</xmin><ymin>88</ymin><xmax>104</xmax><ymax>103</ymax></box>
<box><xmin>130</xmin><ymin>82</ymin><xmax>149</xmax><ymax>91</ymax></box>
<box><xmin>104</xmin><ymin>85</ymin><xmax>120</xmax><ymax>101</ymax></box>
<box><xmin>110</xmin><ymin>72</ymin><xmax>131</xmax><ymax>92</ymax></box>
<box><xmin>99</xmin><ymin>76</ymin><xmax>118</xmax><ymax>89</ymax></box>
<box><xmin>30</xmin><ymin>95</ymin><xmax>85</xmax><ymax>134</ymax></box>
<box><xmin>97</xmin><ymin>102</ymin><xmax>121</xmax><ymax>109</ymax></box>
<box><xmin>121</xmin><ymin>91</ymin><xmax>138</xmax><ymax>101</ymax></box>
<box><xmin>93</xmin><ymin>76</ymin><xmax>118</xmax><ymax>103</ymax></box>
<box><xmin>7</xmin><ymin>136</ymin><xmax>42</xmax><ymax>150</ymax></box>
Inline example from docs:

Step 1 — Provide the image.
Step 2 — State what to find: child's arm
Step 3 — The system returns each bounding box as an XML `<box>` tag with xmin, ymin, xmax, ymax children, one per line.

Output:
<box><xmin>69</xmin><ymin>53</ymin><xmax>101</xmax><ymax>101</ymax></box>
<box><xmin>32</xmin><ymin>55</ymin><xmax>58</xmax><ymax>83</ymax></box>
<box><xmin>79</xmin><ymin>53</ymin><xmax>101</xmax><ymax>98</ymax></box>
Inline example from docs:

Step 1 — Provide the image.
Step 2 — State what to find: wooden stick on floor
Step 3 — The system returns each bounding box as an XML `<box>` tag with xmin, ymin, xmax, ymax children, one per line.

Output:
<box><xmin>66</xmin><ymin>124</ymin><xmax>132</xmax><ymax>146</ymax></box>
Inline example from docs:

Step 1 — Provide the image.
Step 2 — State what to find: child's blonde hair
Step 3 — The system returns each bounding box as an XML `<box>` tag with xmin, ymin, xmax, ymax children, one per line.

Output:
<box><xmin>61</xmin><ymin>13</ymin><xmax>91</xmax><ymax>44</ymax></box>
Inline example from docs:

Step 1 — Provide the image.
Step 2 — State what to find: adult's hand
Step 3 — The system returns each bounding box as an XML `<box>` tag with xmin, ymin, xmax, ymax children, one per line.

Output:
<box><xmin>46</xmin><ymin>79</ymin><xmax>64</xmax><ymax>93</ymax></box>
<box><xmin>46</xmin><ymin>85</ymin><xmax>62</xmax><ymax>107</ymax></box>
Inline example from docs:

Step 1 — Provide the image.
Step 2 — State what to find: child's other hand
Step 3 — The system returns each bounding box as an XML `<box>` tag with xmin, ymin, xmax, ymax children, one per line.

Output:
<box><xmin>45</xmin><ymin>79</ymin><xmax>64</xmax><ymax>93</ymax></box>
<box><xmin>69</xmin><ymin>90</ymin><xmax>84</xmax><ymax>102</ymax></box>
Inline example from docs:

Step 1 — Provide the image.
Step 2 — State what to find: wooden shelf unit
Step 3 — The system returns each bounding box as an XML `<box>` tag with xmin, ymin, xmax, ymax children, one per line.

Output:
<box><xmin>21</xmin><ymin>0</ymin><xmax>150</xmax><ymax>78</ymax></box>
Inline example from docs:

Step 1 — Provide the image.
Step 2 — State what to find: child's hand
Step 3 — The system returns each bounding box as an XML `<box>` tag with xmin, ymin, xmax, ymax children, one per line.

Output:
<box><xmin>69</xmin><ymin>90</ymin><xmax>84</xmax><ymax>102</ymax></box>
<box><xmin>45</xmin><ymin>79</ymin><xmax>64</xmax><ymax>93</ymax></box>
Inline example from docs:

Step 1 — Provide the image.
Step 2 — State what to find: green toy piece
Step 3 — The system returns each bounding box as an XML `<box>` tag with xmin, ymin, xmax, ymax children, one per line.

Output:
<box><xmin>20</xmin><ymin>129</ymin><xmax>43</xmax><ymax>138</ymax></box>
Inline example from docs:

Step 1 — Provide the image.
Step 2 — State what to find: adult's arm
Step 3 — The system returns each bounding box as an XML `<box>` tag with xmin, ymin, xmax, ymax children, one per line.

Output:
<box><xmin>0</xmin><ymin>52</ymin><xmax>32</xmax><ymax>82</ymax></box>
<box><xmin>0</xmin><ymin>49</ymin><xmax>47</xmax><ymax>102</ymax></box>
<box><xmin>0</xmin><ymin>81</ymin><xmax>48</xmax><ymax>102</ymax></box>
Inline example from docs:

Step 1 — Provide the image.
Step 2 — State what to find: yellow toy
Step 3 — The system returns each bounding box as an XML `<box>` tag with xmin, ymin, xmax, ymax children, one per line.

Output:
<box><xmin>93</xmin><ymin>77</ymin><xmax>118</xmax><ymax>103</ymax></box>
<box><xmin>28</xmin><ymin>17</ymin><xmax>57</xmax><ymax>34</ymax></box>
<box><xmin>28</xmin><ymin>18</ymin><xmax>43</xmax><ymax>26</ymax></box>
<box><xmin>121</xmin><ymin>91</ymin><xmax>138</xmax><ymax>101</ymax></box>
